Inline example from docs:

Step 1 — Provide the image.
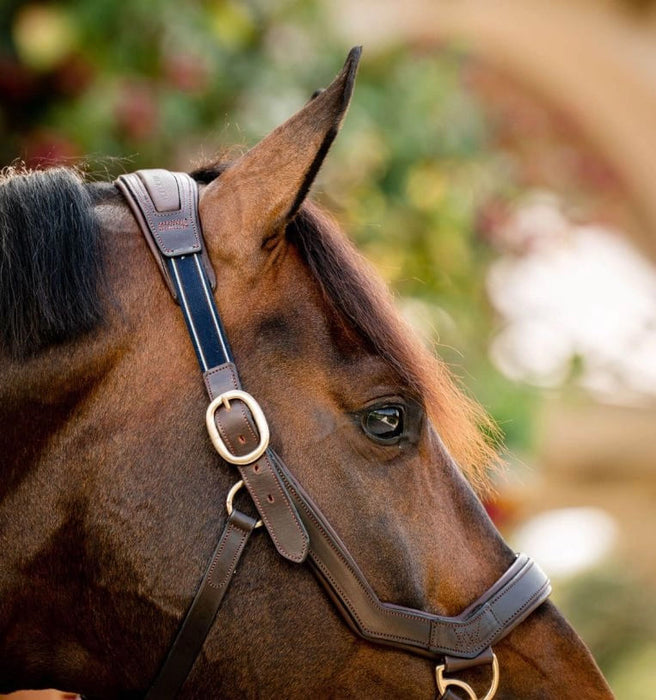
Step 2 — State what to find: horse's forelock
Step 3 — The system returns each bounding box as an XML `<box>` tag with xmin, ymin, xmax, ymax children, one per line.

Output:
<box><xmin>0</xmin><ymin>166</ymin><xmax>105</xmax><ymax>358</ymax></box>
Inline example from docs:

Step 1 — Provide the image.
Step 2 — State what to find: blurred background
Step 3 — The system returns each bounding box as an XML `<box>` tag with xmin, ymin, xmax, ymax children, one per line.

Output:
<box><xmin>1</xmin><ymin>0</ymin><xmax>655</xmax><ymax>697</ymax></box>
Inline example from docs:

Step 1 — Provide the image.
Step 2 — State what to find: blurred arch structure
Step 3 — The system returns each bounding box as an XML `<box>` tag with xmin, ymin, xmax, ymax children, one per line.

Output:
<box><xmin>332</xmin><ymin>0</ymin><xmax>656</xmax><ymax>262</ymax></box>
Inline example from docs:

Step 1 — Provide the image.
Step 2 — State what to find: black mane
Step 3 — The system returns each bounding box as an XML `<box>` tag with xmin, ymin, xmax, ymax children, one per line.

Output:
<box><xmin>0</xmin><ymin>168</ymin><xmax>104</xmax><ymax>358</ymax></box>
<box><xmin>0</xmin><ymin>163</ymin><xmax>225</xmax><ymax>360</ymax></box>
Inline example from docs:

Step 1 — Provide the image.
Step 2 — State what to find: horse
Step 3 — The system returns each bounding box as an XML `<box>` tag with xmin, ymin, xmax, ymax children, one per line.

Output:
<box><xmin>0</xmin><ymin>48</ymin><xmax>613</xmax><ymax>699</ymax></box>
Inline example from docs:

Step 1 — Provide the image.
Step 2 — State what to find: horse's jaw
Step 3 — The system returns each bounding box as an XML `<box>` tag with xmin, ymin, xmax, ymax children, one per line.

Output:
<box><xmin>494</xmin><ymin>600</ymin><xmax>614</xmax><ymax>699</ymax></box>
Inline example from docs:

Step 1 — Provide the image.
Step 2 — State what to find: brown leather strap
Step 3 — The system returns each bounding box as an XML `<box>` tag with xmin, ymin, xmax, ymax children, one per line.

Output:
<box><xmin>204</xmin><ymin>363</ymin><xmax>309</xmax><ymax>564</ymax></box>
<box><xmin>145</xmin><ymin>509</ymin><xmax>257</xmax><ymax>700</ymax></box>
<box><xmin>443</xmin><ymin>647</ymin><xmax>494</xmax><ymax>673</ymax></box>
<box><xmin>117</xmin><ymin>171</ymin><xmax>309</xmax><ymax>564</ymax></box>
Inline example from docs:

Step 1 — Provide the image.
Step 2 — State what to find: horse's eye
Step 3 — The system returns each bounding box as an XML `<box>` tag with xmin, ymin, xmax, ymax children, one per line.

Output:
<box><xmin>361</xmin><ymin>405</ymin><xmax>404</xmax><ymax>444</ymax></box>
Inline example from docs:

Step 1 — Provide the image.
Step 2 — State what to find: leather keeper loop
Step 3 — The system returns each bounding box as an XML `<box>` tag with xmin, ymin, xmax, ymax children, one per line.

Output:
<box><xmin>444</xmin><ymin>647</ymin><xmax>494</xmax><ymax>673</ymax></box>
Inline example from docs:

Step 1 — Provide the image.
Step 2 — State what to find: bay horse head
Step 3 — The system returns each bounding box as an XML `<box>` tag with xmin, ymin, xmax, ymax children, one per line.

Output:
<box><xmin>0</xmin><ymin>48</ymin><xmax>613</xmax><ymax>699</ymax></box>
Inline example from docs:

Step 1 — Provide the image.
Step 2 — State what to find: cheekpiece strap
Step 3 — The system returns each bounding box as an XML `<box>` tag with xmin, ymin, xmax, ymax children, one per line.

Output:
<box><xmin>116</xmin><ymin>170</ymin><xmax>309</xmax><ymax>562</ymax></box>
<box><xmin>145</xmin><ymin>510</ymin><xmax>257</xmax><ymax>700</ymax></box>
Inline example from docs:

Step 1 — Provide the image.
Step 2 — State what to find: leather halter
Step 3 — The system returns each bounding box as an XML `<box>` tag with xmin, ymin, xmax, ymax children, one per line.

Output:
<box><xmin>116</xmin><ymin>170</ymin><xmax>552</xmax><ymax>699</ymax></box>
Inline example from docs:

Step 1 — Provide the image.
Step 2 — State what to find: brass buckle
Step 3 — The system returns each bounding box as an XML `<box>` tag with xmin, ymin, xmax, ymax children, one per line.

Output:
<box><xmin>205</xmin><ymin>390</ymin><xmax>270</xmax><ymax>466</ymax></box>
<box><xmin>226</xmin><ymin>479</ymin><xmax>263</xmax><ymax>529</ymax></box>
<box><xmin>435</xmin><ymin>652</ymin><xmax>499</xmax><ymax>700</ymax></box>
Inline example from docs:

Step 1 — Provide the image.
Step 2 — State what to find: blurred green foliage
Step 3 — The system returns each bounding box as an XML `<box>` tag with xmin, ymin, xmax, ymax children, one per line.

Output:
<box><xmin>0</xmin><ymin>0</ymin><xmax>537</xmax><ymax>453</ymax></box>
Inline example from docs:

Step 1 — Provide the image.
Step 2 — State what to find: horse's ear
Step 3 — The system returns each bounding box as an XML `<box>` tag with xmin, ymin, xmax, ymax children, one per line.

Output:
<box><xmin>199</xmin><ymin>46</ymin><xmax>361</xmax><ymax>265</ymax></box>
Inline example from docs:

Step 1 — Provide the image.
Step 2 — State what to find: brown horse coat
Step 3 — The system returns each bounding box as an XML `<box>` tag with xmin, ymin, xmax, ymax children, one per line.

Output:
<box><xmin>0</xmin><ymin>50</ymin><xmax>613</xmax><ymax>699</ymax></box>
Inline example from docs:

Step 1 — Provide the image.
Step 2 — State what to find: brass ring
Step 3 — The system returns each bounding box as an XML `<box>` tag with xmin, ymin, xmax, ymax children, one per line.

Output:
<box><xmin>226</xmin><ymin>479</ymin><xmax>263</xmax><ymax>529</ymax></box>
<box><xmin>435</xmin><ymin>652</ymin><xmax>499</xmax><ymax>700</ymax></box>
